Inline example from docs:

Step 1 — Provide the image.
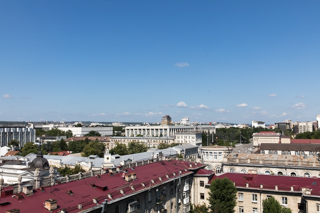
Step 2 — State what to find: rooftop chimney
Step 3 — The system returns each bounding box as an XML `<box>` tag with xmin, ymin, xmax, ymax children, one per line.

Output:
<box><xmin>44</xmin><ymin>199</ymin><xmax>57</xmax><ymax>211</ymax></box>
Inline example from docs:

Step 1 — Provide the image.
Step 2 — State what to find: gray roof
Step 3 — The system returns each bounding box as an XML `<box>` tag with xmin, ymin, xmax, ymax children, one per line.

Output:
<box><xmin>260</xmin><ymin>143</ymin><xmax>320</xmax><ymax>151</ymax></box>
<box><xmin>172</xmin><ymin>144</ymin><xmax>198</xmax><ymax>150</ymax></box>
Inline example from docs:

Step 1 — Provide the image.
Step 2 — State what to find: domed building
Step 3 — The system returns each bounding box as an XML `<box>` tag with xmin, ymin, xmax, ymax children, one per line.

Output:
<box><xmin>30</xmin><ymin>150</ymin><xmax>50</xmax><ymax>169</ymax></box>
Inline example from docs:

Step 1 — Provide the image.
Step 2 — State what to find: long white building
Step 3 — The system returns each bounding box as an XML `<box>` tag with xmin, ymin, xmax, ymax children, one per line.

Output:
<box><xmin>58</xmin><ymin>127</ymin><xmax>113</xmax><ymax>137</ymax></box>
<box><xmin>125</xmin><ymin>125</ymin><xmax>215</xmax><ymax>137</ymax></box>
<box><xmin>0</xmin><ymin>125</ymin><xmax>36</xmax><ymax>147</ymax></box>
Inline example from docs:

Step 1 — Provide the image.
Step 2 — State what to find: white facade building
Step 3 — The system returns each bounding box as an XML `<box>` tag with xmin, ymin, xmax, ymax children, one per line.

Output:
<box><xmin>252</xmin><ymin>131</ymin><xmax>281</xmax><ymax>147</ymax></box>
<box><xmin>201</xmin><ymin>146</ymin><xmax>233</xmax><ymax>174</ymax></box>
<box><xmin>58</xmin><ymin>127</ymin><xmax>113</xmax><ymax>137</ymax></box>
<box><xmin>175</xmin><ymin>132</ymin><xmax>202</xmax><ymax>146</ymax></box>
<box><xmin>296</xmin><ymin>121</ymin><xmax>314</xmax><ymax>134</ymax></box>
<box><xmin>317</xmin><ymin>115</ymin><xmax>320</xmax><ymax>129</ymax></box>
<box><xmin>180</xmin><ymin>117</ymin><xmax>190</xmax><ymax>125</ymax></box>
<box><xmin>0</xmin><ymin>125</ymin><xmax>36</xmax><ymax>147</ymax></box>
<box><xmin>252</xmin><ymin>121</ymin><xmax>265</xmax><ymax>128</ymax></box>
<box><xmin>125</xmin><ymin>125</ymin><xmax>215</xmax><ymax>137</ymax></box>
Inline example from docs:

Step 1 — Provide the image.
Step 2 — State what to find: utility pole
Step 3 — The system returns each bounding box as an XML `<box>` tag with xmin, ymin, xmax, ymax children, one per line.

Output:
<box><xmin>240</xmin><ymin>131</ymin><xmax>241</xmax><ymax>145</ymax></box>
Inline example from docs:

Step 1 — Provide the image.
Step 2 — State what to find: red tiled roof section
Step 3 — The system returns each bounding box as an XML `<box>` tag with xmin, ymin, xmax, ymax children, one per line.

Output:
<box><xmin>211</xmin><ymin>173</ymin><xmax>320</xmax><ymax>196</ymax></box>
<box><xmin>0</xmin><ymin>160</ymin><xmax>204</xmax><ymax>213</ymax></box>
<box><xmin>259</xmin><ymin>131</ymin><xmax>277</xmax><ymax>134</ymax></box>
<box><xmin>291</xmin><ymin>139</ymin><xmax>320</xmax><ymax>144</ymax></box>
<box><xmin>48</xmin><ymin>151</ymin><xmax>72</xmax><ymax>156</ymax></box>
<box><xmin>196</xmin><ymin>169</ymin><xmax>215</xmax><ymax>175</ymax></box>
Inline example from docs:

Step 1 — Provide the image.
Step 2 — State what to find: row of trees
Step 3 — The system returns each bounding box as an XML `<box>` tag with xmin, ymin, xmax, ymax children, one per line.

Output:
<box><xmin>192</xmin><ymin>177</ymin><xmax>292</xmax><ymax>213</ymax></box>
<box><xmin>109</xmin><ymin>142</ymin><xmax>148</xmax><ymax>155</ymax></box>
<box><xmin>295</xmin><ymin>129</ymin><xmax>320</xmax><ymax>139</ymax></box>
<box><xmin>36</xmin><ymin>128</ymin><xmax>73</xmax><ymax>138</ymax></box>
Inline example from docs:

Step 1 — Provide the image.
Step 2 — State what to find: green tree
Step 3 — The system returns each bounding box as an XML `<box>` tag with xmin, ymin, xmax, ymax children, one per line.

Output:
<box><xmin>208</xmin><ymin>177</ymin><xmax>237</xmax><ymax>213</ymax></box>
<box><xmin>128</xmin><ymin>141</ymin><xmax>148</xmax><ymax>154</ymax></box>
<box><xmin>66</xmin><ymin>130</ymin><xmax>73</xmax><ymax>138</ymax></box>
<box><xmin>83</xmin><ymin>140</ymin><xmax>105</xmax><ymax>157</ymax></box>
<box><xmin>262</xmin><ymin>196</ymin><xmax>292</xmax><ymax>213</ymax></box>
<box><xmin>8</xmin><ymin>139</ymin><xmax>20</xmax><ymax>148</ymax></box>
<box><xmin>20</xmin><ymin>142</ymin><xmax>39</xmax><ymax>156</ymax></box>
<box><xmin>110</xmin><ymin>142</ymin><xmax>128</xmax><ymax>155</ymax></box>
<box><xmin>191</xmin><ymin>203</ymin><xmax>208</xmax><ymax>213</ymax></box>
<box><xmin>75</xmin><ymin>123</ymin><xmax>83</xmax><ymax>127</ymax></box>
<box><xmin>57</xmin><ymin>164</ymin><xmax>85</xmax><ymax>176</ymax></box>
<box><xmin>84</xmin><ymin>130</ymin><xmax>101</xmax><ymax>137</ymax></box>
<box><xmin>59</xmin><ymin>139</ymin><xmax>68</xmax><ymax>151</ymax></box>
<box><xmin>158</xmin><ymin>143</ymin><xmax>170</xmax><ymax>149</ymax></box>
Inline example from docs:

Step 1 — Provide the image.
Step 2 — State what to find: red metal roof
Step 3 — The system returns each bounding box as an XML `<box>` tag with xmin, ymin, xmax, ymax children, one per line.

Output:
<box><xmin>196</xmin><ymin>169</ymin><xmax>215</xmax><ymax>175</ymax></box>
<box><xmin>291</xmin><ymin>139</ymin><xmax>320</xmax><ymax>144</ymax></box>
<box><xmin>1</xmin><ymin>160</ymin><xmax>203</xmax><ymax>213</ymax></box>
<box><xmin>210</xmin><ymin>173</ymin><xmax>320</xmax><ymax>196</ymax></box>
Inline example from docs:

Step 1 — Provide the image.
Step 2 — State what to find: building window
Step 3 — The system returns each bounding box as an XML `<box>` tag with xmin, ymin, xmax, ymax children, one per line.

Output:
<box><xmin>265</xmin><ymin>171</ymin><xmax>271</xmax><ymax>175</ymax></box>
<box><xmin>291</xmin><ymin>172</ymin><xmax>296</xmax><ymax>177</ymax></box>
<box><xmin>230</xmin><ymin>168</ymin><xmax>235</xmax><ymax>173</ymax></box>
<box><xmin>252</xmin><ymin>194</ymin><xmax>257</xmax><ymax>202</ymax></box>
<box><xmin>200</xmin><ymin>181</ymin><xmax>204</xmax><ymax>187</ymax></box>
<box><xmin>304</xmin><ymin>173</ymin><xmax>310</xmax><ymax>177</ymax></box>
<box><xmin>115</xmin><ymin>206</ymin><xmax>119</xmax><ymax>213</ymax></box>
<box><xmin>238</xmin><ymin>193</ymin><xmax>243</xmax><ymax>201</ymax></box>
<box><xmin>200</xmin><ymin>193</ymin><xmax>205</xmax><ymax>200</ymax></box>
<box><xmin>252</xmin><ymin>208</ymin><xmax>258</xmax><ymax>213</ymax></box>
<box><xmin>148</xmin><ymin>191</ymin><xmax>152</xmax><ymax>202</ymax></box>
<box><xmin>287</xmin><ymin>151</ymin><xmax>291</xmax><ymax>155</ymax></box>
<box><xmin>295</xmin><ymin>151</ymin><xmax>300</xmax><ymax>155</ymax></box>
<box><xmin>239</xmin><ymin>206</ymin><xmax>244</xmax><ymax>213</ymax></box>
<box><xmin>214</xmin><ymin>152</ymin><xmax>217</xmax><ymax>160</ymax></box>
<box><xmin>278</xmin><ymin>171</ymin><xmax>283</xmax><ymax>176</ymax></box>
<box><xmin>241</xmin><ymin>169</ymin><xmax>246</xmax><ymax>173</ymax></box>
<box><xmin>282</xmin><ymin>197</ymin><xmax>287</xmax><ymax>205</ymax></box>
<box><xmin>317</xmin><ymin>203</ymin><xmax>320</xmax><ymax>212</ymax></box>
<box><xmin>215</xmin><ymin>167</ymin><xmax>221</xmax><ymax>174</ymax></box>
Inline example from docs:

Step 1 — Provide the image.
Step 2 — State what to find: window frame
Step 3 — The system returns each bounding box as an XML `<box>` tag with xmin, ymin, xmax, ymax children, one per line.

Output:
<box><xmin>238</xmin><ymin>193</ymin><xmax>243</xmax><ymax>201</ymax></box>
<box><xmin>252</xmin><ymin>194</ymin><xmax>257</xmax><ymax>203</ymax></box>
<box><xmin>282</xmin><ymin>197</ymin><xmax>287</xmax><ymax>205</ymax></box>
<box><xmin>200</xmin><ymin>193</ymin><xmax>205</xmax><ymax>200</ymax></box>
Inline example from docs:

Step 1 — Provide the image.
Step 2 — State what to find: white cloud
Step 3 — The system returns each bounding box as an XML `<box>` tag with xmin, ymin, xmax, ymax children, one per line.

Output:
<box><xmin>292</xmin><ymin>102</ymin><xmax>306</xmax><ymax>110</ymax></box>
<box><xmin>175</xmin><ymin>62</ymin><xmax>189</xmax><ymax>68</ymax></box>
<box><xmin>253</xmin><ymin>107</ymin><xmax>261</xmax><ymax>110</ymax></box>
<box><xmin>92</xmin><ymin>113</ymin><xmax>107</xmax><ymax>117</ymax></box>
<box><xmin>2</xmin><ymin>94</ymin><xmax>11</xmax><ymax>99</ymax></box>
<box><xmin>215</xmin><ymin>109</ymin><xmax>229</xmax><ymax>113</ymax></box>
<box><xmin>116</xmin><ymin>112</ymin><xmax>131</xmax><ymax>116</ymax></box>
<box><xmin>268</xmin><ymin>94</ymin><xmax>277</xmax><ymax>97</ymax></box>
<box><xmin>236</xmin><ymin>103</ymin><xmax>248</xmax><ymax>107</ymax></box>
<box><xmin>260</xmin><ymin>111</ymin><xmax>268</xmax><ymax>115</ymax></box>
<box><xmin>198</xmin><ymin>104</ymin><xmax>209</xmax><ymax>109</ymax></box>
<box><xmin>145</xmin><ymin>112</ymin><xmax>162</xmax><ymax>117</ymax></box>
<box><xmin>281</xmin><ymin>112</ymin><xmax>287</xmax><ymax>116</ymax></box>
<box><xmin>177</xmin><ymin>101</ymin><xmax>188</xmax><ymax>108</ymax></box>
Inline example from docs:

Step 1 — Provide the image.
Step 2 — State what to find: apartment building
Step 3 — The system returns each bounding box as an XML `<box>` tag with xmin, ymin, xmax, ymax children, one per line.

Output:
<box><xmin>252</xmin><ymin>131</ymin><xmax>281</xmax><ymax>147</ymax></box>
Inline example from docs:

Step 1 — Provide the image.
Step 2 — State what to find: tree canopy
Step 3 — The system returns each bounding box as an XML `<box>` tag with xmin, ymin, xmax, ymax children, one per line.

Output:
<box><xmin>110</xmin><ymin>143</ymin><xmax>128</xmax><ymax>155</ymax></box>
<box><xmin>84</xmin><ymin>130</ymin><xmax>101</xmax><ymax>137</ymax></box>
<box><xmin>57</xmin><ymin>164</ymin><xmax>85</xmax><ymax>176</ymax></box>
<box><xmin>20</xmin><ymin>142</ymin><xmax>39</xmax><ymax>156</ymax></box>
<box><xmin>82</xmin><ymin>140</ymin><xmax>105</xmax><ymax>157</ymax></box>
<box><xmin>157</xmin><ymin>143</ymin><xmax>180</xmax><ymax>149</ymax></box>
<box><xmin>262</xmin><ymin>196</ymin><xmax>292</xmax><ymax>213</ymax></box>
<box><xmin>208</xmin><ymin>177</ymin><xmax>237</xmax><ymax>213</ymax></box>
<box><xmin>191</xmin><ymin>203</ymin><xmax>208</xmax><ymax>213</ymax></box>
<box><xmin>8</xmin><ymin>139</ymin><xmax>20</xmax><ymax>148</ymax></box>
<box><xmin>127</xmin><ymin>141</ymin><xmax>148</xmax><ymax>154</ymax></box>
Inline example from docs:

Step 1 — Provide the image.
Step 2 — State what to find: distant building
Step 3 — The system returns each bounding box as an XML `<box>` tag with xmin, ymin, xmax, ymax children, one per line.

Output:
<box><xmin>252</xmin><ymin>131</ymin><xmax>281</xmax><ymax>147</ymax></box>
<box><xmin>161</xmin><ymin>115</ymin><xmax>172</xmax><ymax>126</ymax></box>
<box><xmin>58</xmin><ymin>127</ymin><xmax>113</xmax><ymax>137</ymax></box>
<box><xmin>110</xmin><ymin>136</ymin><xmax>174</xmax><ymax>148</ymax></box>
<box><xmin>175</xmin><ymin>131</ymin><xmax>202</xmax><ymax>146</ymax></box>
<box><xmin>0</xmin><ymin>124</ymin><xmax>36</xmax><ymax>147</ymax></box>
<box><xmin>317</xmin><ymin>115</ymin><xmax>320</xmax><ymax>129</ymax></box>
<box><xmin>201</xmin><ymin>146</ymin><xmax>232</xmax><ymax>174</ymax></box>
<box><xmin>293</xmin><ymin>121</ymin><xmax>314</xmax><ymax>134</ymax></box>
<box><xmin>252</xmin><ymin>121</ymin><xmax>265</xmax><ymax>128</ymax></box>
<box><xmin>275</xmin><ymin>122</ymin><xmax>291</xmax><ymax>131</ymax></box>
<box><xmin>180</xmin><ymin>117</ymin><xmax>190</xmax><ymax>125</ymax></box>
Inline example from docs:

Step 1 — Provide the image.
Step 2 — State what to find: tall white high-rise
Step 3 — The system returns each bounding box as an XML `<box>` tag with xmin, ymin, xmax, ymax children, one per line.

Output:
<box><xmin>317</xmin><ymin>115</ymin><xmax>320</xmax><ymax>129</ymax></box>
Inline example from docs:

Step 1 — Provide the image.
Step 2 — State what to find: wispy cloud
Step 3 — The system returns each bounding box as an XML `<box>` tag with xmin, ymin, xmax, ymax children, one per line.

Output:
<box><xmin>116</xmin><ymin>112</ymin><xmax>131</xmax><ymax>116</ymax></box>
<box><xmin>215</xmin><ymin>109</ymin><xmax>229</xmax><ymax>113</ymax></box>
<box><xmin>175</xmin><ymin>62</ymin><xmax>189</xmax><ymax>68</ymax></box>
<box><xmin>281</xmin><ymin>112</ymin><xmax>287</xmax><ymax>116</ymax></box>
<box><xmin>133</xmin><ymin>112</ymin><xmax>162</xmax><ymax>117</ymax></box>
<box><xmin>177</xmin><ymin>101</ymin><xmax>188</xmax><ymax>108</ymax></box>
<box><xmin>92</xmin><ymin>113</ymin><xmax>107</xmax><ymax>117</ymax></box>
<box><xmin>268</xmin><ymin>94</ymin><xmax>277</xmax><ymax>97</ymax></box>
<box><xmin>162</xmin><ymin>104</ymin><xmax>174</xmax><ymax>108</ymax></box>
<box><xmin>198</xmin><ymin>104</ymin><xmax>209</xmax><ymax>109</ymax></box>
<box><xmin>2</xmin><ymin>94</ymin><xmax>11</xmax><ymax>99</ymax></box>
<box><xmin>292</xmin><ymin>102</ymin><xmax>306</xmax><ymax>110</ymax></box>
<box><xmin>297</xmin><ymin>95</ymin><xmax>306</xmax><ymax>98</ymax></box>
<box><xmin>253</xmin><ymin>107</ymin><xmax>261</xmax><ymax>110</ymax></box>
<box><xmin>236</xmin><ymin>103</ymin><xmax>248</xmax><ymax>107</ymax></box>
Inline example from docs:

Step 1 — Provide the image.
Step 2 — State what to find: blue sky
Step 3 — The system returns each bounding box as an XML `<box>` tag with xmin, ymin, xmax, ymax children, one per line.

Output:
<box><xmin>1</xmin><ymin>0</ymin><xmax>320</xmax><ymax>124</ymax></box>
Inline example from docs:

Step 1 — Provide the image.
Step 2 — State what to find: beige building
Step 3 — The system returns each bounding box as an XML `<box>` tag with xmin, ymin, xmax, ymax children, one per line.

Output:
<box><xmin>223</xmin><ymin>153</ymin><xmax>320</xmax><ymax>178</ymax></box>
<box><xmin>201</xmin><ymin>146</ymin><xmax>233</xmax><ymax>174</ymax></box>
<box><xmin>110</xmin><ymin>136</ymin><xmax>175</xmax><ymax>148</ymax></box>
<box><xmin>161</xmin><ymin>115</ymin><xmax>172</xmax><ymax>125</ymax></box>
<box><xmin>252</xmin><ymin>131</ymin><xmax>281</xmax><ymax>147</ymax></box>
<box><xmin>175</xmin><ymin>131</ymin><xmax>202</xmax><ymax>146</ymax></box>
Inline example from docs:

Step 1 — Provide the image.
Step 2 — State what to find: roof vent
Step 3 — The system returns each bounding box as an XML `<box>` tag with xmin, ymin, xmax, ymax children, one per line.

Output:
<box><xmin>78</xmin><ymin>204</ymin><xmax>82</xmax><ymax>210</ymax></box>
<box><xmin>67</xmin><ymin>190</ymin><xmax>73</xmax><ymax>195</ymax></box>
<box><xmin>15</xmin><ymin>194</ymin><xmax>24</xmax><ymax>200</ymax></box>
<box><xmin>44</xmin><ymin>199</ymin><xmax>57</xmax><ymax>211</ymax></box>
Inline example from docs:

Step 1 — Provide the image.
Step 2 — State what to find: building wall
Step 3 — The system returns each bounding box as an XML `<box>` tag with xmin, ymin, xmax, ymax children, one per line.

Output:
<box><xmin>58</xmin><ymin>127</ymin><xmax>113</xmax><ymax>137</ymax></box>
<box><xmin>252</xmin><ymin>133</ymin><xmax>280</xmax><ymax>147</ymax></box>
<box><xmin>175</xmin><ymin>132</ymin><xmax>202</xmax><ymax>145</ymax></box>
<box><xmin>0</xmin><ymin>127</ymin><xmax>36</xmax><ymax>147</ymax></box>
<box><xmin>110</xmin><ymin>137</ymin><xmax>174</xmax><ymax>148</ymax></box>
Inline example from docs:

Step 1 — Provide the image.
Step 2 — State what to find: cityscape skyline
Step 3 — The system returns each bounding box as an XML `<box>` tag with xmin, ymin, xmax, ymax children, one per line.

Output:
<box><xmin>1</xmin><ymin>1</ymin><xmax>320</xmax><ymax>123</ymax></box>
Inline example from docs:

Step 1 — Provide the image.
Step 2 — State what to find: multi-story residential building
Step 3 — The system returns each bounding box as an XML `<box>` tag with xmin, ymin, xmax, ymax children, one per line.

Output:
<box><xmin>204</xmin><ymin>173</ymin><xmax>320</xmax><ymax>213</ymax></box>
<box><xmin>175</xmin><ymin>131</ymin><xmax>202</xmax><ymax>146</ymax></box>
<box><xmin>110</xmin><ymin>136</ymin><xmax>174</xmax><ymax>148</ymax></box>
<box><xmin>275</xmin><ymin>122</ymin><xmax>292</xmax><ymax>131</ymax></box>
<box><xmin>293</xmin><ymin>121</ymin><xmax>314</xmax><ymax>134</ymax></box>
<box><xmin>259</xmin><ymin>143</ymin><xmax>320</xmax><ymax>156</ymax></box>
<box><xmin>180</xmin><ymin>117</ymin><xmax>190</xmax><ymax>125</ymax></box>
<box><xmin>1</xmin><ymin>159</ymin><xmax>205</xmax><ymax>213</ymax></box>
<box><xmin>0</xmin><ymin>124</ymin><xmax>36</xmax><ymax>147</ymax></box>
<box><xmin>58</xmin><ymin>126</ymin><xmax>113</xmax><ymax>137</ymax></box>
<box><xmin>252</xmin><ymin>121</ymin><xmax>265</xmax><ymax>128</ymax></box>
<box><xmin>200</xmin><ymin>146</ymin><xmax>233</xmax><ymax>174</ymax></box>
<box><xmin>172</xmin><ymin>144</ymin><xmax>199</xmax><ymax>159</ymax></box>
<box><xmin>252</xmin><ymin>131</ymin><xmax>281</xmax><ymax>147</ymax></box>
